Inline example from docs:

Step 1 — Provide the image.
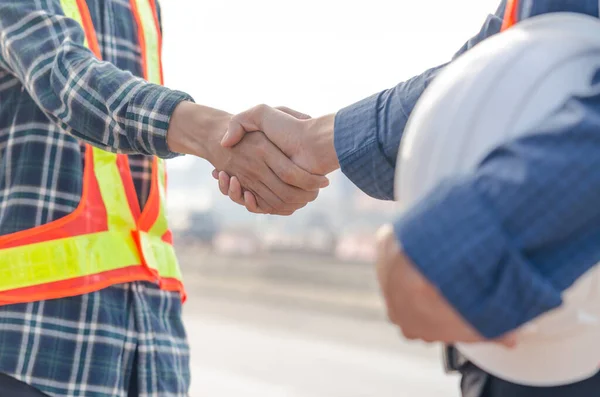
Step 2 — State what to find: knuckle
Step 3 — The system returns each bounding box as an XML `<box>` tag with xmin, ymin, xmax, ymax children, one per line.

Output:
<box><xmin>255</xmin><ymin>103</ymin><xmax>269</xmax><ymax>113</ymax></box>
<box><xmin>251</xmin><ymin>104</ymin><xmax>269</xmax><ymax>120</ymax></box>
<box><xmin>230</xmin><ymin>113</ymin><xmax>242</xmax><ymax>125</ymax></box>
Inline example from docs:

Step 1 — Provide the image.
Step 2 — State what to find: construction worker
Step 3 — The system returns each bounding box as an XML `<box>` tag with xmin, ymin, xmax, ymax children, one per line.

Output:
<box><xmin>0</xmin><ymin>1</ymin><xmax>328</xmax><ymax>395</ymax></box>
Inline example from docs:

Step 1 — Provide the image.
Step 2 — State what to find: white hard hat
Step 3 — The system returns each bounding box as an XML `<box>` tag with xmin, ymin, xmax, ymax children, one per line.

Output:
<box><xmin>395</xmin><ymin>12</ymin><xmax>600</xmax><ymax>387</ymax></box>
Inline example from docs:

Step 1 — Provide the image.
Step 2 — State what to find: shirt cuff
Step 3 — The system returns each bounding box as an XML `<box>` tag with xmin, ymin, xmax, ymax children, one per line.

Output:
<box><xmin>393</xmin><ymin>176</ymin><xmax>563</xmax><ymax>338</ymax></box>
<box><xmin>334</xmin><ymin>93</ymin><xmax>396</xmax><ymax>200</ymax></box>
<box><xmin>126</xmin><ymin>83</ymin><xmax>194</xmax><ymax>159</ymax></box>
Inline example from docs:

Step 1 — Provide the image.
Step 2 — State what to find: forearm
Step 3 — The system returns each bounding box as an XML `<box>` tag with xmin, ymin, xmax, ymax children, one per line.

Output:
<box><xmin>0</xmin><ymin>1</ymin><xmax>191</xmax><ymax>158</ymax></box>
<box><xmin>333</xmin><ymin>1</ymin><xmax>506</xmax><ymax>199</ymax></box>
<box><xmin>167</xmin><ymin>102</ymin><xmax>231</xmax><ymax>160</ymax></box>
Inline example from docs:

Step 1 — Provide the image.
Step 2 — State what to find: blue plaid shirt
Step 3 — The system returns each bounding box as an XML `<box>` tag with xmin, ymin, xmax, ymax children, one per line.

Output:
<box><xmin>0</xmin><ymin>0</ymin><xmax>190</xmax><ymax>235</ymax></box>
<box><xmin>334</xmin><ymin>0</ymin><xmax>600</xmax><ymax>339</ymax></box>
<box><xmin>0</xmin><ymin>1</ymin><xmax>191</xmax><ymax>395</ymax></box>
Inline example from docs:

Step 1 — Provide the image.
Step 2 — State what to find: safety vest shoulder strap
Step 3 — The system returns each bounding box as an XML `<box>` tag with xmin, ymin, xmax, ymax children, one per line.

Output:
<box><xmin>502</xmin><ymin>0</ymin><xmax>520</xmax><ymax>31</ymax></box>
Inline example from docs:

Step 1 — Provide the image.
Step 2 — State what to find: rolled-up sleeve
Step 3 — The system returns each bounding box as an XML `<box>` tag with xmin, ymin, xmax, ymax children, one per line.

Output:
<box><xmin>334</xmin><ymin>1</ymin><xmax>506</xmax><ymax>199</ymax></box>
<box><xmin>395</xmin><ymin>79</ymin><xmax>600</xmax><ymax>337</ymax></box>
<box><xmin>0</xmin><ymin>1</ymin><xmax>193</xmax><ymax>158</ymax></box>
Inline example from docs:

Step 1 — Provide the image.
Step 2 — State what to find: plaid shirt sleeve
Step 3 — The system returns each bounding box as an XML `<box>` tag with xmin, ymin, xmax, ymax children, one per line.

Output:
<box><xmin>0</xmin><ymin>0</ymin><xmax>193</xmax><ymax>158</ymax></box>
<box><xmin>334</xmin><ymin>0</ymin><xmax>600</xmax><ymax>339</ymax></box>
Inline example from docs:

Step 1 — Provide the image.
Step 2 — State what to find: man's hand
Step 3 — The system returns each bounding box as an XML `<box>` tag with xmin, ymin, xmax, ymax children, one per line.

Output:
<box><xmin>167</xmin><ymin>102</ymin><xmax>328</xmax><ymax>215</ymax></box>
<box><xmin>222</xmin><ymin>105</ymin><xmax>339</xmax><ymax>176</ymax></box>
<box><xmin>375</xmin><ymin>224</ymin><xmax>517</xmax><ymax>347</ymax></box>
<box><xmin>212</xmin><ymin>104</ymin><xmax>341</xmax><ymax>213</ymax></box>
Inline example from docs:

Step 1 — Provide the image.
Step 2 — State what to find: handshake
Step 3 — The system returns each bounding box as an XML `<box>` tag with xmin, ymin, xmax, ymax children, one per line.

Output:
<box><xmin>168</xmin><ymin>102</ymin><xmax>339</xmax><ymax>216</ymax></box>
<box><xmin>166</xmin><ymin>101</ymin><xmax>516</xmax><ymax>348</ymax></box>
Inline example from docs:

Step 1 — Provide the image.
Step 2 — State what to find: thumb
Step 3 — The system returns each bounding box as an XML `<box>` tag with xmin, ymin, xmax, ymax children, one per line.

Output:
<box><xmin>222</xmin><ymin>104</ymin><xmax>301</xmax><ymax>152</ymax></box>
<box><xmin>221</xmin><ymin>104</ymin><xmax>274</xmax><ymax>148</ymax></box>
<box><xmin>221</xmin><ymin>117</ymin><xmax>249</xmax><ymax>148</ymax></box>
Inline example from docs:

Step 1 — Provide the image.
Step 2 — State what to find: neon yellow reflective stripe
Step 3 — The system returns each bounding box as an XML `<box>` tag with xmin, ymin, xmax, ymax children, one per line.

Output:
<box><xmin>134</xmin><ymin>0</ymin><xmax>161</xmax><ymax>85</ymax></box>
<box><xmin>138</xmin><ymin>232</ymin><xmax>181</xmax><ymax>280</ymax></box>
<box><xmin>60</xmin><ymin>0</ymin><xmax>90</xmax><ymax>49</ymax></box>
<box><xmin>0</xmin><ymin>231</ymin><xmax>140</xmax><ymax>291</ymax></box>
<box><xmin>143</xmin><ymin>160</ymin><xmax>180</xmax><ymax>280</ymax></box>
<box><xmin>58</xmin><ymin>2</ymin><xmax>135</xmax><ymax>232</ymax></box>
<box><xmin>92</xmin><ymin>148</ymin><xmax>137</xmax><ymax>231</ymax></box>
<box><xmin>148</xmin><ymin>159</ymin><xmax>169</xmax><ymax>237</ymax></box>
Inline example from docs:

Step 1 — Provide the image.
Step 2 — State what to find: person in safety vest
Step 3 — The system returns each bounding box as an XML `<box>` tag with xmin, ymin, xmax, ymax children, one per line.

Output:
<box><xmin>213</xmin><ymin>0</ymin><xmax>600</xmax><ymax>396</ymax></box>
<box><xmin>0</xmin><ymin>1</ymin><xmax>330</xmax><ymax>395</ymax></box>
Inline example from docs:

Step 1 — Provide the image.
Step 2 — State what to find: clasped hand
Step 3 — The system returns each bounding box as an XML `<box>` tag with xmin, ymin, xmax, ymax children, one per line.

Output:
<box><xmin>210</xmin><ymin>104</ymin><xmax>338</xmax><ymax>215</ymax></box>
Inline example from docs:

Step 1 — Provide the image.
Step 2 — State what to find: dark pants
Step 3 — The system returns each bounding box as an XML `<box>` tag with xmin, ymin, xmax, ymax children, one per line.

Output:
<box><xmin>457</xmin><ymin>355</ymin><xmax>600</xmax><ymax>397</ymax></box>
<box><xmin>0</xmin><ymin>372</ymin><xmax>50</xmax><ymax>397</ymax></box>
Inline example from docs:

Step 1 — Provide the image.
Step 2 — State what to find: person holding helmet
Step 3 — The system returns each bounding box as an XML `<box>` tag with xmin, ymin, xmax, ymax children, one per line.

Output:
<box><xmin>214</xmin><ymin>0</ymin><xmax>600</xmax><ymax>395</ymax></box>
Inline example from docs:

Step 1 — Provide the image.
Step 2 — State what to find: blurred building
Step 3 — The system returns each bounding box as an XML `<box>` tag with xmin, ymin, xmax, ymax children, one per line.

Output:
<box><xmin>165</xmin><ymin>156</ymin><xmax>398</xmax><ymax>260</ymax></box>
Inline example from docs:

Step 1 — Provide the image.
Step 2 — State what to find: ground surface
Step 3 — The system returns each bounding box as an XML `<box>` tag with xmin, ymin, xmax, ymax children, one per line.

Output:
<box><xmin>179</xmin><ymin>250</ymin><xmax>461</xmax><ymax>397</ymax></box>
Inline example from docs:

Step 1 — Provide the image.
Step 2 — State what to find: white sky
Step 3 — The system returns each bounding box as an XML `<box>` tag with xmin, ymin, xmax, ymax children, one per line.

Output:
<box><xmin>161</xmin><ymin>0</ymin><xmax>500</xmax><ymax>171</ymax></box>
<box><xmin>160</xmin><ymin>0</ymin><xmax>501</xmax><ymax>215</ymax></box>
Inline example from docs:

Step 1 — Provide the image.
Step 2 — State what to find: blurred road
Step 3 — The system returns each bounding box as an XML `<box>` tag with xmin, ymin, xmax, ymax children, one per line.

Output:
<box><xmin>183</xmin><ymin>291</ymin><xmax>460</xmax><ymax>397</ymax></box>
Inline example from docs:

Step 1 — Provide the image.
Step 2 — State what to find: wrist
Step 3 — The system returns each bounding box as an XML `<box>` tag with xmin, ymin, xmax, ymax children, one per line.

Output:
<box><xmin>167</xmin><ymin>101</ymin><xmax>231</xmax><ymax>161</ymax></box>
<box><xmin>306</xmin><ymin>113</ymin><xmax>340</xmax><ymax>175</ymax></box>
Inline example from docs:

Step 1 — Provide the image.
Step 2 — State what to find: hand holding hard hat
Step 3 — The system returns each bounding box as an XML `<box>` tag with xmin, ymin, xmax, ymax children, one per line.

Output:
<box><xmin>377</xmin><ymin>4</ymin><xmax>600</xmax><ymax>388</ymax></box>
<box><xmin>375</xmin><ymin>225</ymin><xmax>517</xmax><ymax>346</ymax></box>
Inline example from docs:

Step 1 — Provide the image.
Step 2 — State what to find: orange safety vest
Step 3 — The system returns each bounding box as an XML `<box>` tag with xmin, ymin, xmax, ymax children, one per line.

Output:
<box><xmin>502</xmin><ymin>0</ymin><xmax>519</xmax><ymax>31</ymax></box>
<box><xmin>0</xmin><ymin>0</ymin><xmax>185</xmax><ymax>305</ymax></box>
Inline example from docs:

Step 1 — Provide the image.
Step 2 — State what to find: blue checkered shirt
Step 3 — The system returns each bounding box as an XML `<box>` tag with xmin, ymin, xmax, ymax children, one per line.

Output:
<box><xmin>334</xmin><ymin>0</ymin><xmax>600</xmax><ymax>338</ymax></box>
<box><xmin>0</xmin><ymin>1</ymin><xmax>192</xmax><ymax>395</ymax></box>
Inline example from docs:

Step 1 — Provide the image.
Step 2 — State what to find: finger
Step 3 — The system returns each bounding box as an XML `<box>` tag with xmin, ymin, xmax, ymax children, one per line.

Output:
<box><xmin>221</xmin><ymin>104</ymin><xmax>274</xmax><ymax>147</ymax></box>
<box><xmin>247</xmin><ymin>190</ymin><xmax>301</xmax><ymax>216</ymax></box>
<box><xmin>275</xmin><ymin>106</ymin><xmax>311</xmax><ymax>120</ymax></box>
<box><xmin>264</xmin><ymin>146</ymin><xmax>329</xmax><ymax>191</ymax></box>
<box><xmin>243</xmin><ymin>190</ymin><xmax>264</xmax><ymax>213</ymax></box>
<box><xmin>244</xmin><ymin>175</ymin><xmax>307</xmax><ymax>215</ymax></box>
<box><xmin>254</xmin><ymin>194</ymin><xmax>275</xmax><ymax>214</ymax></box>
<box><xmin>212</xmin><ymin>169</ymin><xmax>219</xmax><ymax>180</ymax></box>
<box><xmin>218</xmin><ymin>171</ymin><xmax>230</xmax><ymax>196</ymax></box>
<box><xmin>266</xmin><ymin>163</ymin><xmax>320</xmax><ymax>204</ymax></box>
<box><xmin>375</xmin><ymin>225</ymin><xmax>397</xmax><ymax>299</ymax></box>
<box><xmin>222</xmin><ymin>104</ymin><xmax>301</xmax><ymax>148</ymax></box>
<box><xmin>229</xmin><ymin>176</ymin><xmax>266</xmax><ymax>214</ymax></box>
<box><xmin>228</xmin><ymin>176</ymin><xmax>245</xmax><ymax>206</ymax></box>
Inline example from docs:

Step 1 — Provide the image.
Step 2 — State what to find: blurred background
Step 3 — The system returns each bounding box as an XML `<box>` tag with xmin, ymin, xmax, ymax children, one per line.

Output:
<box><xmin>160</xmin><ymin>1</ymin><xmax>499</xmax><ymax>395</ymax></box>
